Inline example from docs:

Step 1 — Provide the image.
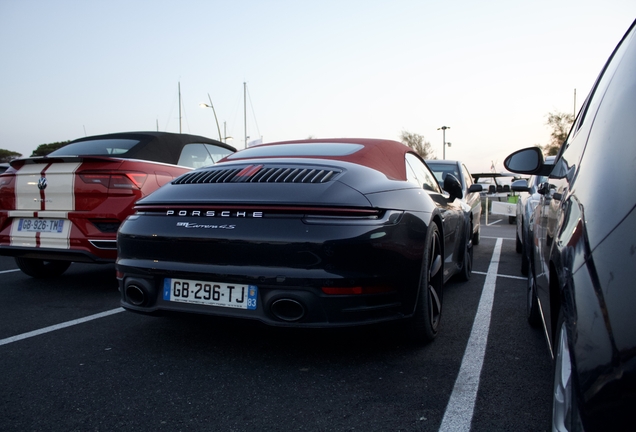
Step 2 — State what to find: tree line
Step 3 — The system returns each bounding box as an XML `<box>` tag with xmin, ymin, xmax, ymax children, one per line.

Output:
<box><xmin>0</xmin><ymin>141</ymin><xmax>70</xmax><ymax>163</ymax></box>
<box><xmin>0</xmin><ymin>111</ymin><xmax>574</xmax><ymax>164</ymax></box>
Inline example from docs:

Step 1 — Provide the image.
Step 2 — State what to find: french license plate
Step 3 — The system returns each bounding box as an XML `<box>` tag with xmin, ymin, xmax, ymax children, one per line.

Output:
<box><xmin>163</xmin><ymin>278</ymin><xmax>257</xmax><ymax>310</ymax></box>
<box><xmin>17</xmin><ymin>218</ymin><xmax>65</xmax><ymax>233</ymax></box>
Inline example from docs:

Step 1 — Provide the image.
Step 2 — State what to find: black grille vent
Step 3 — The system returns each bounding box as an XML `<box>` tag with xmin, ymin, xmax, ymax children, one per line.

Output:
<box><xmin>173</xmin><ymin>165</ymin><xmax>341</xmax><ymax>185</ymax></box>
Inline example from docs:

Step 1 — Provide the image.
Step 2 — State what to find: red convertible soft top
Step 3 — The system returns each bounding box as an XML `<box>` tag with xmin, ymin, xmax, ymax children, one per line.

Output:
<box><xmin>224</xmin><ymin>138</ymin><xmax>412</xmax><ymax>181</ymax></box>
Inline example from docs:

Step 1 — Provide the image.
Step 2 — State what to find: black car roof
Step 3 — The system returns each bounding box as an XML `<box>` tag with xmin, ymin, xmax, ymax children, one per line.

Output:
<box><xmin>69</xmin><ymin>131</ymin><xmax>235</xmax><ymax>165</ymax></box>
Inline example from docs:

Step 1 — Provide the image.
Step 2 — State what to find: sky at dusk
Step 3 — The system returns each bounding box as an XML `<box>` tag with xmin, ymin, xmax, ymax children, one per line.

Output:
<box><xmin>1</xmin><ymin>0</ymin><xmax>635</xmax><ymax>174</ymax></box>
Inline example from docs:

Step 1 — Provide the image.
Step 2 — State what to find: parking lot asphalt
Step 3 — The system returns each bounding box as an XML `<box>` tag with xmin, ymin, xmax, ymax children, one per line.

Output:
<box><xmin>0</xmin><ymin>215</ymin><xmax>552</xmax><ymax>432</ymax></box>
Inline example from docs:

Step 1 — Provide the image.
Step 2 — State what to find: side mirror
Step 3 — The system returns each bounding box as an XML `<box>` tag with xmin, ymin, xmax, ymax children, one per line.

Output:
<box><xmin>511</xmin><ymin>179</ymin><xmax>529</xmax><ymax>192</ymax></box>
<box><xmin>504</xmin><ymin>147</ymin><xmax>545</xmax><ymax>174</ymax></box>
<box><xmin>468</xmin><ymin>184</ymin><xmax>483</xmax><ymax>193</ymax></box>
<box><xmin>443</xmin><ymin>174</ymin><xmax>463</xmax><ymax>200</ymax></box>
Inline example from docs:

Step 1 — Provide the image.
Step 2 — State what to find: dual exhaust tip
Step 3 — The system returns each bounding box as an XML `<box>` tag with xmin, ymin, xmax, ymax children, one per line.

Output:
<box><xmin>270</xmin><ymin>298</ymin><xmax>305</xmax><ymax>322</ymax></box>
<box><xmin>125</xmin><ymin>284</ymin><xmax>148</xmax><ymax>306</ymax></box>
<box><xmin>125</xmin><ymin>281</ymin><xmax>306</xmax><ymax>322</ymax></box>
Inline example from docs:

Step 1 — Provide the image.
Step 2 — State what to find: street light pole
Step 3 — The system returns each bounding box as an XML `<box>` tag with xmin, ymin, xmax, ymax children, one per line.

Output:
<box><xmin>199</xmin><ymin>93</ymin><xmax>222</xmax><ymax>142</ymax></box>
<box><xmin>437</xmin><ymin>126</ymin><xmax>450</xmax><ymax>159</ymax></box>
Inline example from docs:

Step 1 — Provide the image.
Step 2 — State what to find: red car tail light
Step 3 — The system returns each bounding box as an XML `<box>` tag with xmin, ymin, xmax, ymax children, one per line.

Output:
<box><xmin>80</xmin><ymin>172</ymin><xmax>148</xmax><ymax>191</ymax></box>
<box><xmin>0</xmin><ymin>173</ymin><xmax>16</xmax><ymax>210</ymax></box>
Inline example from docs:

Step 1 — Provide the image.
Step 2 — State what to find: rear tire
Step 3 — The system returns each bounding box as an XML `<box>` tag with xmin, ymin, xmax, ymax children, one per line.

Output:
<box><xmin>552</xmin><ymin>312</ymin><xmax>582</xmax><ymax>431</ymax></box>
<box><xmin>407</xmin><ymin>223</ymin><xmax>444</xmax><ymax>344</ymax></box>
<box><xmin>457</xmin><ymin>229</ymin><xmax>473</xmax><ymax>282</ymax></box>
<box><xmin>15</xmin><ymin>257</ymin><xmax>71</xmax><ymax>278</ymax></box>
<box><xmin>473</xmin><ymin>224</ymin><xmax>481</xmax><ymax>246</ymax></box>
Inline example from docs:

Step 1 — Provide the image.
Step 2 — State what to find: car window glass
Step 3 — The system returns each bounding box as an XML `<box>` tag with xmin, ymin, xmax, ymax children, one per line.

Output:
<box><xmin>49</xmin><ymin>139</ymin><xmax>139</xmax><ymax>156</ymax></box>
<box><xmin>178</xmin><ymin>143</ymin><xmax>228</xmax><ymax>168</ymax></box>
<box><xmin>406</xmin><ymin>153</ymin><xmax>440</xmax><ymax>192</ymax></box>
<box><xmin>553</xmin><ymin>24</ymin><xmax>635</xmax><ymax>180</ymax></box>
<box><xmin>426</xmin><ymin>162</ymin><xmax>460</xmax><ymax>188</ymax></box>
<box><xmin>405</xmin><ymin>157</ymin><xmax>420</xmax><ymax>187</ymax></box>
<box><xmin>573</xmin><ymin>23</ymin><xmax>636</xmax><ymax>250</ymax></box>
<box><xmin>205</xmin><ymin>144</ymin><xmax>234</xmax><ymax>164</ymax></box>
<box><xmin>462</xmin><ymin>164</ymin><xmax>473</xmax><ymax>187</ymax></box>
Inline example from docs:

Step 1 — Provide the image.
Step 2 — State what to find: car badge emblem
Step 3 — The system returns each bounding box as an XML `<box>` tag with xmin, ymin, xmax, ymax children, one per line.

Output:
<box><xmin>37</xmin><ymin>177</ymin><xmax>47</xmax><ymax>190</ymax></box>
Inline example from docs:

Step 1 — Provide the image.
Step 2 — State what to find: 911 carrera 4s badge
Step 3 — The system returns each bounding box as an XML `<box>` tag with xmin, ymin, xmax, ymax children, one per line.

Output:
<box><xmin>175</xmin><ymin>222</ymin><xmax>236</xmax><ymax>229</ymax></box>
<box><xmin>163</xmin><ymin>278</ymin><xmax>257</xmax><ymax>310</ymax></box>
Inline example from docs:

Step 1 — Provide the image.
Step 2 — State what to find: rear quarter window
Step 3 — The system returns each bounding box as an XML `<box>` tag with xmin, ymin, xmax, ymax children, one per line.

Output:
<box><xmin>48</xmin><ymin>139</ymin><xmax>140</xmax><ymax>156</ymax></box>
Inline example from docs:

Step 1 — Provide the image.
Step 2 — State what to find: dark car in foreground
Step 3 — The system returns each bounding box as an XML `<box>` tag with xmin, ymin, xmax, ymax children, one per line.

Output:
<box><xmin>504</xmin><ymin>19</ymin><xmax>636</xmax><ymax>431</ymax></box>
<box><xmin>0</xmin><ymin>132</ymin><xmax>235</xmax><ymax>278</ymax></box>
<box><xmin>426</xmin><ymin>159</ymin><xmax>483</xmax><ymax>245</ymax></box>
<box><xmin>117</xmin><ymin>138</ymin><xmax>475</xmax><ymax>343</ymax></box>
<box><xmin>511</xmin><ymin>155</ymin><xmax>555</xmax><ymax>275</ymax></box>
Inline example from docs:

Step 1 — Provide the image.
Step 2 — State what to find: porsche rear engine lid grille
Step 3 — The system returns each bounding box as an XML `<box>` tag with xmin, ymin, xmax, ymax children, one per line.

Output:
<box><xmin>173</xmin><ymin>165</ymin><xmax>341</xmax><ymax>184</ymax></box>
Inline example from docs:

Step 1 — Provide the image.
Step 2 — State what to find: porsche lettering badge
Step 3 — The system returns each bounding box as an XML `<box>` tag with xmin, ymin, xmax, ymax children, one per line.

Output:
<box><xmin>167</xmin><ymin>210</ymin><xmax>263</xmax><ymax>218</ymax></box>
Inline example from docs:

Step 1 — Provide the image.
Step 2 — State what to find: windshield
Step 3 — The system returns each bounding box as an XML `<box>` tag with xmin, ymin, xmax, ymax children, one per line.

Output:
<box><xmin>426</xmin><ymin>162</ymin><xmax>460</xmax><ymax>186</ymax></box>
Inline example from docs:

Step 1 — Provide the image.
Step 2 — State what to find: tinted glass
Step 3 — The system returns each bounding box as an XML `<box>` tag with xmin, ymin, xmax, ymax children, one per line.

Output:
<box><xmin>226</xmin><ymin>143</ymin><xmax>363</xmax><ymax>159</ymax></box>
<box><xmin>406</xmin><ymin>153</ymin><xmax>440</xmax><ymax>192</ymax></box>
<box><xmin>427</xmin><ymin>162</ymin><xmax>461</xmax><ymax>187</ymax></box>
<box><xmin>462</xmin><ymin>164</ymin><xmax>473</xmax><ymax>187</ymax></box>
<box><xmin>553</xmin><ymin>23</ymin><xmax>636</xmax><ymax>182</ymax></box>
<box><xmin>178</xmin><ymin>143</ymin><xmax>234</xmax><ymax>168</ymax></box>
<box><xmin>571</xmin><ymin>24</ymin><xmax>636</xmax><ymax>250</ymax></box>
<box><xmin>49</xmin><ymin>139</ymin><xmax>139</xmax><ymax>156</ymax></box>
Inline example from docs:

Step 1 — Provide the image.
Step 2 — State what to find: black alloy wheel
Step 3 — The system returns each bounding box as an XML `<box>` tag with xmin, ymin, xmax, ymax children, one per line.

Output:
<box><xmin>15</xmin><ymin>257</ymin><xmax>71</xmax><ymax>278</ymax></box>
<box><xmin>408</xmin><ymin>222</ymin><xmax>444</xmax><ymax>344</ymax></box>
<box><xmin>457</xmin><ymin>227</ymin><xmax>473</xmax><ymax>282</ymax></box>
<box><xmin>552</xmin><ymin>312</ymin><xmax>583</xmax><ymax>432</ymax></box>
<box><xmin>521</xmin><ymin>240</ymin><xmax>529</xmax><ymax>276</ymax></box>
<box><xmin>473</xmin><ymin>224</ymin><xmax>481</xmax><ymax>246</ymax></box>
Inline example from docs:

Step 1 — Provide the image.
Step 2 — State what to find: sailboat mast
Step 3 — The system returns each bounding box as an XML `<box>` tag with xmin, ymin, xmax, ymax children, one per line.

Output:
<box><xmin>178</xmin><ymin>82</ymin><xmax>182</xmax><ymax>134</ymax></box>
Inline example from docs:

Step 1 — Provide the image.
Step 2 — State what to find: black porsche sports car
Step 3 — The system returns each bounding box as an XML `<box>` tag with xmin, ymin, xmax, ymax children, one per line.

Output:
<box><xmin>504</xmin><ymin>19</ymin><xmax>636</xmax><ymax>431</ymax></box>
<box><xmin>116</xmin><ymin>138</ymin><xmax>474</xmax><ymax>343</ymax></box>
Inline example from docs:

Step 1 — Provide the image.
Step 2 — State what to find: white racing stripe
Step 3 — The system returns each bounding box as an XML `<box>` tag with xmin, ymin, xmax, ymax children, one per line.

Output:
<box><xmin>10</xmin><ymin>161</ymin><xmax>81</xmax><ymax>249</ymax></box>
<box><xmin>0</xmin><ymin>307</ymin><xmax>125</xmax><ymax>346</ymax></box>
<box><xmin>439</xmin><ymin>238</ymin><xmax>503</xmax><ymax>432</ymax></box>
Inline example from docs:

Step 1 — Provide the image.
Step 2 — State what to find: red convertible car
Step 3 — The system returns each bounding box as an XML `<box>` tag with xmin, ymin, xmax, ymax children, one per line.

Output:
<box><xmin>0</xmin><ymin>131</ymin><xmax>235</xmax><ymax>278</ymax></box>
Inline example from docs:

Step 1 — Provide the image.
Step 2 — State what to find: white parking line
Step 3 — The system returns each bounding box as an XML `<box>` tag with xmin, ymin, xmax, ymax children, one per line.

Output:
<box><xmin>0</xmin><ymin>307</ymin><xmax>125</xmax><ymax>346</ymax></box>
<box><xmin>439</xmin><ymin>238</ymin><xmax>503</xmax><ymax>432</ymax></box>
<box><xmin>0</xmin><ymin>269</ymin><xmax>21</xmax><ymax>274</ymax></box>
<box><xmin>480</xmin><ymin>235</ymin><xmax>515</xmax><ymax>240</ymax></box>
<box><xmin>473</xmin><ymin>270</ymin><xmax>525</xmax><ymax>281</ymax></box>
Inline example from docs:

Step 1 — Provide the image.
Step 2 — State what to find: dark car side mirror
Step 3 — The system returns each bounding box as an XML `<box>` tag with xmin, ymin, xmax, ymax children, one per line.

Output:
<box><xmin>443</xmin><ymin>174</ymin><xmax>463</xmax><ymax>200</ymax></box>
<box><xmin>511</xmin><ymin>179</ymin><xmax>529</xmax><ymax>192</ymax></box>
<box><xmin>468</xmin><ymin>184</ymin><xmax>483</xmax><ymax>193</ymax></box>
<box><xmin>504</xmin><ymin>147</ymin><xmax>548</xmax><ymax>175</ymax></box>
